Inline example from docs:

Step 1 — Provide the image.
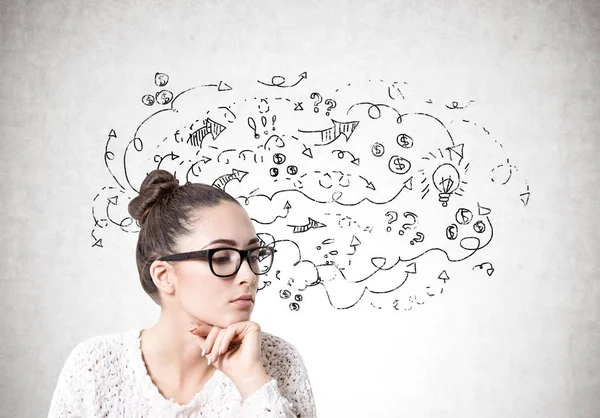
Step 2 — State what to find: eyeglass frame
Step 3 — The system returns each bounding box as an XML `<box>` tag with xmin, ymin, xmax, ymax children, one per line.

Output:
<box><xmin>157</xmin><ymin>246</ymin><xmax>277</xmax><ymax>278</ymax></box>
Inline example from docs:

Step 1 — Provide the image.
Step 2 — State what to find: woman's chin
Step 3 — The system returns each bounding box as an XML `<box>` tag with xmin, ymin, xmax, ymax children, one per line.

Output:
<box><xmin>225</xmin><ymin>310</ymin><xmax>252</xmax><ymax>324</ymax></box>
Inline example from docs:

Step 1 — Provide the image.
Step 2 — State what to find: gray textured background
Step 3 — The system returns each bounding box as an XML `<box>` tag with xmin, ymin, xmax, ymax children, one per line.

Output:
<box><xmin>1</xmin><ymin>0</ymin><xmax>598</xmax><ymax>416</ymax></box>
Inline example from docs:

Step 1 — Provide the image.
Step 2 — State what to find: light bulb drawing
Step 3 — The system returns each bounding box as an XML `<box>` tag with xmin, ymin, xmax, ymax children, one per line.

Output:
<box><xmin>432</xmin><ymin>163</ymin><xmax>460</xmax><ymax>207</ymax></box>
<box><xmin>92</xmin><ymin>72</ymin><xmax>530</xmax><ymax>314</ymax></box>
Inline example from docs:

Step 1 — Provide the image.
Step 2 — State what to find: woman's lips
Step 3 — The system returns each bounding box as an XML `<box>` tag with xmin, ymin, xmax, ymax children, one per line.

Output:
<box><xmin>231</xmin><ymin>299</ymin><xmax>253</xmax><ymax>308</ymax></box>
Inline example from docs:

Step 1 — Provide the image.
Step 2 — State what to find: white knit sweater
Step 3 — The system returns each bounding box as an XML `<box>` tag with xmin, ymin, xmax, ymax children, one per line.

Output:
<box><xmin>47</xmin><ymin>328</ymin><xmax>317</xmax><ymax>417</ymax></box>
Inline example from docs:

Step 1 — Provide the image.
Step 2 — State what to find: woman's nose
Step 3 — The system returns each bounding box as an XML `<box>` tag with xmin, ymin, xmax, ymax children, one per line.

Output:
<box><xmin>236</xmin><ymin>257</ymin><xmax>257</xmax><ymax>285</ymax></box>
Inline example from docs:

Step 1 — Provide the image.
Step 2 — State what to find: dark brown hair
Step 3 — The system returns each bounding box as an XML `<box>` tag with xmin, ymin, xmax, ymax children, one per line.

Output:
<box><xmin>128</xmin><ymin>169</ymin><xmax>241</xmax><ymax>305</ymax></box>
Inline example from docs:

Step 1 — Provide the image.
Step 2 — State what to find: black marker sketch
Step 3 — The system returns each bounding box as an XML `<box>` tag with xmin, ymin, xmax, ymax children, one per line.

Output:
<box><xmin>258</xmin><ymin>72</ymin><xmax>307</xmax><ymax>88</ymax></box>
<box><xmin>473</xmin><ymin>262</ymin><xmax>495</xmax><ymax>276</ymax></box>
<box><xmin>92</xmin><ymin>73</ymin><xmax>531</xmax><ymax>312</ymax></box>
<box><xmin>155</xmin><ymin>72</ymin><xmax>169</xmax><ymax>87</ymax></box>
<box><xmin>298</xmin><ymin>120</ymin><xmax>360</xmax><ymax>146</ymax></box>
<box><xmin>399</xmin><ymin>212</ymin><xmax>418</xmax><ymax>235</ymax></box>
<box><xmin>387</xmin><ymin>81</ymin><xmax>405</xmax><ymax>100</ymax></box>
<box><xmin>372</xmin><ymin>142</ymin><xmax>385</xmax><ymax>157</ymax></box>
<box><xmin>141</xmin><ymin>94</ymin><xmax>155</xmax><ymax>106</ymax></box>
<box><xmin>215</xmin><ymin>81</ymin><xmax>232</xmax><ymax>91</ymax></box>
<box><xmin>141</xmin><ymin>73</ymin><xmax>173</xmax><ymax>106</ymax></box>
<box><xmin>155</xmin><ymin>90</ymin><xmax>173</xmax><ymax>105</ymax></box>
<box><xmin>409</xmin><ymin>232</ymin><xmax>425</xmax><ymax>245</ymax></box>
<box><xmin>445</xmin><ymin>100</ymin><xmax>474</xmax><ymax>110</ymax></box>
<box><xmin>389</xmin><ymin>155</ymin><xmax>411</xmax><ymax>175</ymax></box>
<box><xmin>456</xmin><ymin>208</ymin><xmax>473</xmax><ymax>225</ymax></box>
<box><xmin>188</xmin><ymin>118</ymin><xmax>226</xmax><ymax>147</ymax></box>
<box><xmin>397</xmin><ymin>134</ymin><xmax>414</xmax><ymax>149</ymax></box>
<box><xmin>520</xmin><ymin>184</ymin><xmax>531</xmax><ymax>207</ymax></box>
<box><xmin>324</xmin><ymin>99</ymin><xmax>337</xmax><ymax>116</ymax></box>
<box><xmin>432</xmin><ymin>163</ymin><xmax>463</xmax><ymax>207</ymax></box>
<box><xmin>446</xmin><ymin>224</ymin><xmax>458</xmax><ymax>240</ymax></box>
<box><xmin>310</xmin><ymin>93</ymin><xmax>322</xmax><ymax>113</ymax></box>
<box><xmin>491</xmin><ymin>163</ymin><xmax>518</xmax><ymax>185</ymax></box>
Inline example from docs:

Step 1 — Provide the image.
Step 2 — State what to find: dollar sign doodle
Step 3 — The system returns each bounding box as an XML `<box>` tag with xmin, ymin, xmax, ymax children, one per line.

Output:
<box><xmin>372</xmin><ymin>142</ymin><xmax>385</xmax><ymax>157</ymax></box>
<box><xmin>396</xmin><ymin>134</ymin><xmax>414</xmax><ymax>149</ymax></box>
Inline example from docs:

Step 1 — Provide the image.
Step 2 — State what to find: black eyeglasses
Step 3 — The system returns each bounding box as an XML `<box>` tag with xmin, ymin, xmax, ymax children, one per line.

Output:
<box><xmin>158</xmin><ymin>246</ymin><xmax>277</xmax><ymax>278</ymax></box>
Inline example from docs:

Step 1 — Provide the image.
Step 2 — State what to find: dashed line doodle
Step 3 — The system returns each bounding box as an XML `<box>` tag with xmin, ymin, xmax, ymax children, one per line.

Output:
<box><xmin>92</xmin><ymin>72</ymin><xmax>531</xmax><ymax>312</ymax></box>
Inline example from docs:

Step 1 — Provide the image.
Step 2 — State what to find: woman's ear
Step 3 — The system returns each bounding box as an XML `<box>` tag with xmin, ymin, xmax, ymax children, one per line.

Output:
<box><xmin>149</xmin><ymin>260</ymin><xmax>176</xmax><ymax>296</ymax></box>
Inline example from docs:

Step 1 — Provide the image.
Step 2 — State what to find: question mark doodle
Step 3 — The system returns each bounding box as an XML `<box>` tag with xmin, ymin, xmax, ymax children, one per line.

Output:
<box><xmin>385</xmin><ymin>210</ymin><xmax>399</xmax><ymax>232</ymax></box>
<box><xmin>92</xmin><ymin>73</ymin><xmax>530</xmax><ymax>314</ymax></box>
<box><xmin>310</xmin><ymin>93</ymin><xmax>323</xmax><ymax>113</ymax></box>
<box><xmin>399</xmin><ymin>211</ymin><xmax>418</xmax><ymax>235</ymax></box>
<box><xmin>410</xmin><ymin>232</ymin><xmax>425</xmax><ymax>245</ymax></box>
<box><xmin>324</xmin><ymin>99</ymin><xmax>337</xmax><ymax>116</ymax></box>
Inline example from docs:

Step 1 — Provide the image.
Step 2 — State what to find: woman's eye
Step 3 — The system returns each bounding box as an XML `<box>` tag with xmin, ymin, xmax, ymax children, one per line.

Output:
<box><xmin>213</xmin><ymin>257</ymin><xmax>230</xmax><ymax>264</ymax></box>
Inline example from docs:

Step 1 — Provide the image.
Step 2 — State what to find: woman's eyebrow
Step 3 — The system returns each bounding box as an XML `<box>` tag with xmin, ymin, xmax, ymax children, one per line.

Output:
<box><xmin>202</xmin><ymin>237</ymin><xmax>260</xmax><ymax>248</ymax></box>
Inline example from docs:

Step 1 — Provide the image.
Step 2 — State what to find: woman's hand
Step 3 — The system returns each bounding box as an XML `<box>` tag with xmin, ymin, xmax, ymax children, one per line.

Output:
<box><xmin>189</xmin><ymin>321</ymin><xmax>272</xmax><ymax>399</ymax></box>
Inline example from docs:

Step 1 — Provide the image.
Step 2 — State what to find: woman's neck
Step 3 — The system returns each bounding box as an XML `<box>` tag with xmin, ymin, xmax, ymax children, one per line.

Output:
<box><xmin>140</xmin><ymin>315</ymin><xmax>214</xmax><ymax>389</ymax></box>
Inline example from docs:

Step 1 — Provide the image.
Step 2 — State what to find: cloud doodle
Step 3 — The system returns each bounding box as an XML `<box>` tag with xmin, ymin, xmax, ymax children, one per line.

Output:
<box><xmin>91</xmin><ymin>72</ymin><xmax>531</xmax><ymax>312</ymax></box>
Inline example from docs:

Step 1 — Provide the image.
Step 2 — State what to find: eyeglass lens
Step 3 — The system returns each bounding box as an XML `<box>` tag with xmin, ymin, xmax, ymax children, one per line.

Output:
<box><xmin>211</xmin><ymin>247</ymin><xmax>273</xmax><ymax>276</ymax></box>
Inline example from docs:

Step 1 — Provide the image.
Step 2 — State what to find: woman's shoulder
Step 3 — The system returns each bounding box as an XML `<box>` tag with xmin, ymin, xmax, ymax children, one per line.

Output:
<box><xmin>68</xmin><ymin>328</ymin><xmax>138</xmax><ymax>357</ymax></box>
<box><xmin>259</xmin><ymin>331</ymin><xmax>301</xmax><ymax>356</ymax></box>
<box><xmin>258</xmin><ymin>331</ymin><xmax>315</xmax><ymax>409</ymax></box>
<box><xmin>61</xmin><ymin>328</ymin><xmax>140</xmax><ymax>374</ymax></box>
<box><xmin>259</xmin><ymin>331</ymin><xmax>307</xmax><ymax>374</ymax></box>
<box><xmin>52</xmin><ymin>328</ymin><xmax>140</xmax><ymax>395</ymax></box>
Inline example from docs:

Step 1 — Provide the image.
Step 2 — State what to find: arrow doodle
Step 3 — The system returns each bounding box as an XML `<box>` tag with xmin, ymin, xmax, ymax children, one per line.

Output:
<box><xmin>298</xmin><ymin>120</ymin><xmax>360</xmax><ymax>146</ymax></box>
<box><xmin>92</xmin><ymin>72</ymin><xmax>530</xmax><ymax>313</ymax></box>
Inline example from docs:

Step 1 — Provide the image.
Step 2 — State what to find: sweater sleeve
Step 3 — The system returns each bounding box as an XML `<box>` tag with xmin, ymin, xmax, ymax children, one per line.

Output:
<box><xmin>241</xmin><ymin>378</ymin><xmax>297</xmax><ymax>418</ymax></box>
<box><xmin>241</xmin><ymin>334</ymin><xmax>317</xmax><ymax>418</ymax></box>
<box><xmin>47</xmin><ymin>341</ymin><xmax>89</xmax><ymax>418</ymax></box>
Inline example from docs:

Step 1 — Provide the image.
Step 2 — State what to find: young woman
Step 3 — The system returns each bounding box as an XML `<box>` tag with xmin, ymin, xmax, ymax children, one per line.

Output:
<box><xmin>48</xmin><ymin>169</ymin><xmax>317</xmax><ymax>417</ymax></box>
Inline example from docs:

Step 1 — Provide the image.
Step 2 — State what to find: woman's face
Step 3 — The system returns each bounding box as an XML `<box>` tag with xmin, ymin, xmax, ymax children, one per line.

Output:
<box><xmin>169</xmin><ymin>201</ymin><xmax>261</xmax><ymax>328</ymax></box>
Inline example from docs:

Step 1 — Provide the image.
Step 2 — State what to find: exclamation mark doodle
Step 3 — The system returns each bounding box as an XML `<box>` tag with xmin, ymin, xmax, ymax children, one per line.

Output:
<box><xmin>272</xmin><ymin>115</ymin><xmax>277</xmax><ymax>131</ymax></box>
<box><xmin>261</xmin><ymin>116</ymin><xmax>268</xmax><ymax>135</ymax></box>
<box><xmin>247</xmin><ymin>117</ymin><xmax>259</xmax><ymax>139</ymax></box>
<box><xmin>320</xmin><ymin>238</ymin><xmax>337</xmax><ymax>260</ymax></box>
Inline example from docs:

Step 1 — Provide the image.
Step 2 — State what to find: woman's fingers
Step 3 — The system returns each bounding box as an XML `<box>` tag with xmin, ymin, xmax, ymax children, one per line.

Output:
<box><xmin>211</xmin><ymin>328</ymin><xmax>228</xmax><ymax>363</ymax></box>
<box><xmin>202</xmin><ymin>326</ymin><xmax>222</xmax><ymax>363</ymax></box>
<box><xmin>188</xmin><ymin>322</ymin><xmax>256</xmax><ymax>366</ymax></box>
<box><xmin>189</xmin><ymin>323</ymin><xmax>212</xmax><ymax>338</ymax></box>
<box><xmin>218</xmin><ymin>325</ymin><xmax>241</xmax><ymax>356</ymax></box>
<box><xmin>210</xmin><ymin>325</ymin><xmax>245</xmax><ymax>364</ymax></box>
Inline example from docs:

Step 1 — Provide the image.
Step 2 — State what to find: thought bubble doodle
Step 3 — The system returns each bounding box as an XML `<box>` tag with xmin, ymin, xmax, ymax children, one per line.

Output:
<box><xmin>92</xmin><ymin>73</ymin><xmax>531</xmax><ymax>313</ymax></box>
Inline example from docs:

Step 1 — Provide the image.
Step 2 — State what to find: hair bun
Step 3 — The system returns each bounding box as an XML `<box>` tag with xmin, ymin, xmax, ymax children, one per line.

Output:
<box><xmin>128</xmin><ymin>169</ymin><xmax>180</xmax><ymax>225</ymax></box>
